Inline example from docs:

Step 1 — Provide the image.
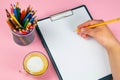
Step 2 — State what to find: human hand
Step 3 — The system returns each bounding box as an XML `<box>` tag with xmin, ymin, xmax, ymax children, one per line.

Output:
<box><xmin>77</xmin><ymin>20</ymin><xmax>119</xmax><ymax>49</ymax></box>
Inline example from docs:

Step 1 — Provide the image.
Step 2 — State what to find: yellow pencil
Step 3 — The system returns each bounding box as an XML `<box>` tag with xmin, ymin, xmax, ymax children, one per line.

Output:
<box><xmin>10</xmin><ymin>14</ymin><xmax>21</xmax><ymax>26</ymax></box>
<box><xmin>77</xmin><ymin>18</ymin><xmax>120</xmax><ymax>32</ymax></box>
<box><xmin>6</xmin><ymin>9</ymin><xmax>21</xmax><ymax>27</ymax></box>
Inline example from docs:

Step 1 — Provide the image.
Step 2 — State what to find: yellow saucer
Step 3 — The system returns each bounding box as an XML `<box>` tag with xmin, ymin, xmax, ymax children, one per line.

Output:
<box><xmin>23</xmin><ymin>51</ymin><xmax>49</xmax><ymax>76</ymax></box>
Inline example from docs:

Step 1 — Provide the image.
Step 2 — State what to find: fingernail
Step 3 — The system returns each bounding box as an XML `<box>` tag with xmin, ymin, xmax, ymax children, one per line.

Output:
<box><xmin>81</xmin><ymin>28</ymin><xmax>86</xmax><ymax>33</ymax></box>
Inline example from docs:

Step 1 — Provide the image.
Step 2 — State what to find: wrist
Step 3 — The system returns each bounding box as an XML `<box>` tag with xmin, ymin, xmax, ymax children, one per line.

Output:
<box><xmin>106</xmin><ymin>38</ymin><xmax>120</xmax><ymax>51</ymax></box>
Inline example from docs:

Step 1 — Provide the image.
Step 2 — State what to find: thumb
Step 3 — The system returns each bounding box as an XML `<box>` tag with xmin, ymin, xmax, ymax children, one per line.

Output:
<box><xmin>81</xmin><ymin>28</ymin><xmax>95</xmax><ymax>37</ymax></box>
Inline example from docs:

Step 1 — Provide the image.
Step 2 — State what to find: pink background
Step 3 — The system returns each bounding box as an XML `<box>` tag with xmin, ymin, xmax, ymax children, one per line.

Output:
<box><xmin>0</xmin><ymin>0</ymin><xmax>120</xmax><ymax>80</ymax></box>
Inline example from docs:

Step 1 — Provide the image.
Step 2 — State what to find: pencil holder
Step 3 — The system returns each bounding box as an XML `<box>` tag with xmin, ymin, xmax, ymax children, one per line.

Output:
<box><xmin>6</xmin><ymin>2</ymin><xmax>37</xmax><ymax>46</ymax></box>
<box><xmin>12</xmin><ymin>28</ymin><xmax>35</xmax><ymax>46</ymax></box>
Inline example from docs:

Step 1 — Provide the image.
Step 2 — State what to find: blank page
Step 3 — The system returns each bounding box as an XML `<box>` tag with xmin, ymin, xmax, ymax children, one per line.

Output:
<box><xmin>37</xmin><ymin>6</ymin><xmax>111</xmax><ymax>80</ymax></box>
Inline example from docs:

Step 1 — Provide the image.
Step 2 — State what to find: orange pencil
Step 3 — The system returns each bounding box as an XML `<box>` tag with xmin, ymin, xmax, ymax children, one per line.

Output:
<box><xmin>16</xmin><ymin>2</ymin><xmax>19</xmax><ymax>8</ymax></box>
<box><xmin>7</xmin><ymin>20</ymin><xmax>14</xmax><ymax>30</ymax></box>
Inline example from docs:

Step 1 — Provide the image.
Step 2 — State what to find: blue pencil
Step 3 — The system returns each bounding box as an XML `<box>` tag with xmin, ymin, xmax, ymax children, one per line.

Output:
<box><xmin>29</xmin><ymin>16</ymin><xmax>36</xmax><ymax>23</ymax></box>
<box><xmin>13</xmin><ymin>5</ymin><xmax>18</xmax><ymax>20</ymax></box>
<box><xmin>22</xmin><ymin>12</ymin><xmax>32</xmax><ymax>25</ymax></box>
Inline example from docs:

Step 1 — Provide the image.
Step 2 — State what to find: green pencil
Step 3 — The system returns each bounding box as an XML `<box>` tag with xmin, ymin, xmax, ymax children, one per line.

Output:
<box><xmin>24</xmin><ymin>19</ymin><xmax>29</xmax><ymax>28</ymax></box>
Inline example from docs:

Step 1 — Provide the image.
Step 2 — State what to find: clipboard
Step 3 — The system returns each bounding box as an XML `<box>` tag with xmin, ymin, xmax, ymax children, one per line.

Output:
<box><xmin>36</xmin><ymin>5</ymin><xmax>112</xmax><ymax>80</ymax></box>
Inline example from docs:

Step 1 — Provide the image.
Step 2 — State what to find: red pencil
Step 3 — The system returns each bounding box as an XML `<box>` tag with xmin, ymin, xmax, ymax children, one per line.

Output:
<box><xmin>20</xmin><ymin>10</ymin><xmax>26</xmax><ymax>20</ymax></box>
<box><xmin>10</xmin><ymin>4</ymin><xmax>14</xmax><ymax>14</ymax></box>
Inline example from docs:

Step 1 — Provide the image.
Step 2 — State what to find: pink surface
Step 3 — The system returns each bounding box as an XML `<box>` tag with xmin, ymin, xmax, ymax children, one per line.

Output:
<box><xmin>0</xmin><ymin>0</ymin><xmax>120</xmax><ymax>80</ymax></box>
